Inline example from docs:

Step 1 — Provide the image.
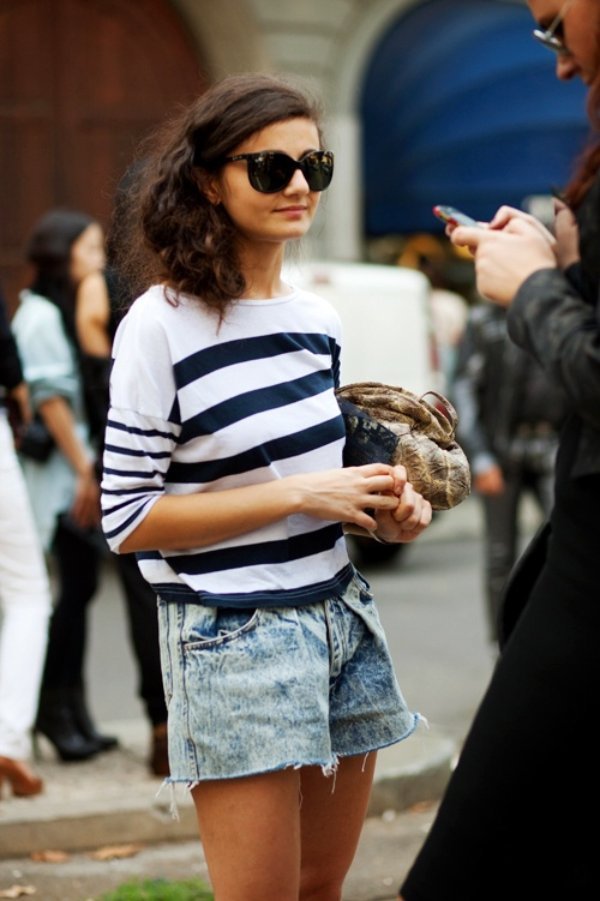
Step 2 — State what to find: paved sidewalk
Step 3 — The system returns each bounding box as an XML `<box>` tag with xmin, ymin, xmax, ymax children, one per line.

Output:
<box><xmin>0</xmin><ymin>719</ymin><xmax>454</xmax><ymax>857</ymax></box>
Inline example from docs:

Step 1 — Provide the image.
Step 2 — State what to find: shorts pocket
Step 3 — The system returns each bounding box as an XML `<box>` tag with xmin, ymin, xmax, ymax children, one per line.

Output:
<box><xmin>183</xmin><ymin>606</ymin><xmax>260</xmax><ymax>650</ymax></box>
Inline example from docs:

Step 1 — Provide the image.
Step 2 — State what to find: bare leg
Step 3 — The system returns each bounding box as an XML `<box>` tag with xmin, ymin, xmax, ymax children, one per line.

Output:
<box><xmin>191</xmin><ymin>751</ymin><xmax>377</xmax><ymax>901</ymax></box>
<box><xmin>191</xmin><ymin>767</ymin><xmax>302</xmax><ymax>901</ymax></box>
<box><xmin>299</xmin><ymin>751</ymin><xmax>377</xmax><ymax>901</ymax></box>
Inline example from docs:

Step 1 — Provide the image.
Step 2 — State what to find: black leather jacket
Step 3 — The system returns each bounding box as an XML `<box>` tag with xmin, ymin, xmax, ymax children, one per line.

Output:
<box><xmin>507</xmin><ymin>170</ymin><xmax>600</xmax><ymax>479</ymax></box>
<box><xmin>452</xmin><ymin>302</ymin><xmax>568</xmax><ymax>475</ymax></box>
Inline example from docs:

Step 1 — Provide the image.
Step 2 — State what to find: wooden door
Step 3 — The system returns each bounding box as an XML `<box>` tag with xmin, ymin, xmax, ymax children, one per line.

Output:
<box><xmin>0</xmin><ymin>0</ymin><xmax>206</xmax><ymax>312</ymax></box>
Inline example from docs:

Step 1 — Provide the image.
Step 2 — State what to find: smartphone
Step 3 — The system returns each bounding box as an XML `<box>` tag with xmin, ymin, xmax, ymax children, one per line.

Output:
<box><xmin>433</xmin><ymin>205</ymin><xmax>480</xmax><ymax>228</ymax></box>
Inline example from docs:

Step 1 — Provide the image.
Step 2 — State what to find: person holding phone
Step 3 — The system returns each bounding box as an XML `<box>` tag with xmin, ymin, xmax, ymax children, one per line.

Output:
<box><xmin>398</xmin><ymin>1</ymin><xmax>600</xmax><ymax>898</ymax></box>
<box><xmin>100</xmin><ymin>73</ymin><xmax>432</xmax><ymax>899</ymax></box>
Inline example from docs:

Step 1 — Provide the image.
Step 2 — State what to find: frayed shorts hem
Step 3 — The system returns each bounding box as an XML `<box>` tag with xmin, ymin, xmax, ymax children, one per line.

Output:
<box><xmin>158</xmin><ymin>714</ymin><xmax>424</xmax><ymax>821</ymax></box>
<box><xmin>163</xmin><ymin>711</ymin><xmax>425</xmax><ymax>789</ymax></box>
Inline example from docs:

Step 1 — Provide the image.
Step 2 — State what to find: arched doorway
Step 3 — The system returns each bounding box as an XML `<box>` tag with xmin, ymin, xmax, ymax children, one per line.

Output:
<box><xmin>360</xmin><ymin>0</ymin><xmax>589</xmax><ymax>236</ymax></box>
<box><xmin>0</xmin><ymin>0</ymin><xmax>206</xmax><ymax>310</ymax></box>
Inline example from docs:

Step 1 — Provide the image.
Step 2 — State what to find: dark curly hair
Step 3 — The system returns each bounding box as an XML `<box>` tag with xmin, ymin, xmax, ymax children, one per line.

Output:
<box><xmin>113</xmin><ymin>73</ymin><xmax>326</xmax><ymax>317</ymax></box>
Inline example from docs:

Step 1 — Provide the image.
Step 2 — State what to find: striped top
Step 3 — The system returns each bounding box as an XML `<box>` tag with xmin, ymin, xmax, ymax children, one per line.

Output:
<box><xmin>101</xmin><ymin>283</ymin><xmax>353</xmax><ymax>607</ymax></box>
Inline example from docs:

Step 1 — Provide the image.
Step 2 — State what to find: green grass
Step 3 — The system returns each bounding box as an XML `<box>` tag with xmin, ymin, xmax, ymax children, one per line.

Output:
<box><xmin>97</xmin><ymin>877</ymin><xmax>214</xmax><ymax>900</ymax></box>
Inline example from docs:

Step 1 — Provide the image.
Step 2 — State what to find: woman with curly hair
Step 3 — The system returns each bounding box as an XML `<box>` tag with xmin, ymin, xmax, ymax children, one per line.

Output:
<box><xmin>101</xmin><ymin>73</ymin><xmax>432</xmax><ymax>900</ymax></box>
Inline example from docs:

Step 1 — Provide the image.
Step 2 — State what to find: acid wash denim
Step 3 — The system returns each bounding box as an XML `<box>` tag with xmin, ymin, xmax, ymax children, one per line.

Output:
<box><xmin>158</xmin><ymin>568</ymin><xmax>421</xmax><ymax>788</ymax></box>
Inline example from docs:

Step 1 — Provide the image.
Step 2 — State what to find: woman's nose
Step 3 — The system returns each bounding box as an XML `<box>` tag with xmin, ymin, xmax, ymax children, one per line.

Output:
<box><xmin>285</xmin><ymin>168</ymin><xmax>310</xmax><ymax>194</ymax></box>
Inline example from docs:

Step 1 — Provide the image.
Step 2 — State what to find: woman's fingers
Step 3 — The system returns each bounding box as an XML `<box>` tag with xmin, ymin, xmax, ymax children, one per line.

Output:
<box><xmin>371</xmin><ymin>482</ymin><xmax>433</xmax><ymax>543</ymax></box>
<box><xmin>350</xmin><ymin>463</ymin><xmax>407</xmax><ymax>500</ymax></box>
<box><xmin>392</xmin><ymin>483</ymin><xmax>431</xmax><ymax>529</ymax></box>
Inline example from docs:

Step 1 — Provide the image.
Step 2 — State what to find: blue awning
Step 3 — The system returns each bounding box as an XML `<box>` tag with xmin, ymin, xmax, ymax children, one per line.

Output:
<box><xmin>361</xmin><ymin>0</ymin><xmax>590</xmax><ymax>234</ymax></box>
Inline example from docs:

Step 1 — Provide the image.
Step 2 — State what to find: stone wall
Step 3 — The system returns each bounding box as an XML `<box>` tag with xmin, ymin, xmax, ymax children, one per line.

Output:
<box><xmin>169</xmin><ymin>0</ymin><xmax>420</xmax><ymax>259</ymax></box>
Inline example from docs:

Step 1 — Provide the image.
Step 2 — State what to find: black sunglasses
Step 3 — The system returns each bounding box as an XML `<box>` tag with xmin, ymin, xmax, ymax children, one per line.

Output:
<box><xmin>222</xmin><ymin>149</ymin><xmax>334</xmax><ymax>194</ymax></box>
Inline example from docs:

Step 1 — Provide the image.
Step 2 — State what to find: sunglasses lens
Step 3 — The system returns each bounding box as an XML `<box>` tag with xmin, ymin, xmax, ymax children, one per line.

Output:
<box><xmin>302</xmin><ymin>151</ymin><xmax>334</xmax><ymax>191</ymax></box>
<box><xmin>247</xmin><ymin>153</ymin><xmax>294</xmax><ymax>193</ymax></box>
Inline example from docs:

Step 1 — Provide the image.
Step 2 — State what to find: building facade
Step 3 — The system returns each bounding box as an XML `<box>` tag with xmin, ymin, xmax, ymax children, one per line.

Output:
<box><xmin>0</xmin><ymin>0</ymin><xmax>586</xmax><ymax>306</ymax></box>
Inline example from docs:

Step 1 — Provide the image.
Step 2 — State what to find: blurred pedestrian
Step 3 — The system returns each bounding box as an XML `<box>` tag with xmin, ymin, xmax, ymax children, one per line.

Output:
<box><xmin>399</xmin><ymin>0</ymin><xmax>600</xmax><ymax>897</ymax></box>
<box><xmin>0</xmin><ymin>284</ymin><xmax>51</xmax><ymax>797</ymax></box>
<box><xmin>12</xmin><ymin>209</ymin><xmax>117</xmax><ymax>763</ymax></box>
<box><xmin>452</xmin><ymin>300</ymin><xmax>567</xmax><ymax>644</ymax></box>
<box><xmin>101</xmin><ymin>73</ymin><xmax>432</xmax><ymax>900</ymax></box>
<box><xmin>76</xmin><ymin>252</ymin><xmax>169</xmax><ymax>776</ymax></box>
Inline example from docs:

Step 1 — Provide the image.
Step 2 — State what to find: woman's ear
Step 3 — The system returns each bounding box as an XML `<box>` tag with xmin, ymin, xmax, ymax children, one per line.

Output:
<box><xmin>196</xmin><ymin>170</ymin><xmax>221</xmax><ymax>206</ymax></box>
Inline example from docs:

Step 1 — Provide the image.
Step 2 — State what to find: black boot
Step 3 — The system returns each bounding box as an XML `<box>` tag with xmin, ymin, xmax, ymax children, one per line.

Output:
<box><xmin>69</xmin><ymin>686</ymin><xmax>119</xmax><ymax>752</ymax></box>
<box><xmin>35</xmin><ymin>689</ymin><xmax>101</xmax><ymax>762</ymax></box>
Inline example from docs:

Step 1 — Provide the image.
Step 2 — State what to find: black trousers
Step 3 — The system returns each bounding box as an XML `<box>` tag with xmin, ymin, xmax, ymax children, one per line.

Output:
<box><xmin>113</xmin><ymin>552</ymin><xmax>167</xmax><ymax>726</ymax></box>
<box><xmin>42</xmin><ymin>517</ymin><xmax>101</xmax><ymax>691</ymax></box>
<box><xmin>43</xmin><ymin>518</ymin><xmax>166</xmax><ymax>726</ymax></box>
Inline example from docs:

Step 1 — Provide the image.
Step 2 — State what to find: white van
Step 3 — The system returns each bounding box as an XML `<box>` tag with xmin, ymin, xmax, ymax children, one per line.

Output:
<box><xmin>285</xmin><ymin>260</ymin><xmax>443</xmax><ymax>564</ymax></box>
<box><xmin>285</xmin><ymin>260</ymin><xmax>442</xmax><ymax>394</ymax></box>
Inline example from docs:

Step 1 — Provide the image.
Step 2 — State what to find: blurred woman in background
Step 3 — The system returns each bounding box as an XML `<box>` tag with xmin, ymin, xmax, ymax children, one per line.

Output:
<box><xmin>12</xmin><ymin>209</ymin><xmax>117</xmax><ymax>763</ymax></box>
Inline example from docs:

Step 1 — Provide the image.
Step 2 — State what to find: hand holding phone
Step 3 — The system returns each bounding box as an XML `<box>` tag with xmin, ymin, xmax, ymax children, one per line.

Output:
<box><xmin>433</xmin><ymin>205</ymin><xmax>481</xmax><ymax>228</ymax></box>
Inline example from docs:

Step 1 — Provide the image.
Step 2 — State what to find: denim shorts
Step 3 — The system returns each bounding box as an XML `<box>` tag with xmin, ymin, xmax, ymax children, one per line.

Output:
<box><xmin>157</xmin><ymin>569</ymin><xmax>419</xmax><ymax>783</ymax></box>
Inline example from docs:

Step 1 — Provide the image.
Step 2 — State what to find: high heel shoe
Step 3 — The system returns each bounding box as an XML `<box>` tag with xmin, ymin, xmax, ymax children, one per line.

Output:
<box><xmin>0</xmin><ymin>756</ymin><xmax>44</xmax><ymax>797</ymax></box>
<box><xmin>69</xmin><ymin>687</ymin><xmax>119</xmax><ymax>752</ymax></box>
<box><xmin>35</xmin><ymin>689</ymin><xmax>100</xmax><ymax>762</ymax></box>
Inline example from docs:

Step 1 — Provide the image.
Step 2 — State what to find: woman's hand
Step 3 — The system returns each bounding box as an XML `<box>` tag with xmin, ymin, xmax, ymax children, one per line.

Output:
<box><xmin>38</xmin><ymin>395</ymin><xmax>101</xmax><ymax>529</ymax></box>
<box><xmin>553</xmin><ymin>198</ymin><xmax>580</xmax><ymax>270</ymax></box>
<box><xmin>488</xmin><ymin>205</ymin><xmax>556</xmax><ymax>246</ymax></box>
<box><xmin>373</xmin><ymin>467</ymin><xmax>433</xmax><ymax>543</ymax></box>
<box><xmin>451</xmin><ymin>214</ymin><xmax>558</xmax><ymax>306</ymax></box>
<box><xmin>296</xmin><ymin>463</ymin><xmax>408</xmax><ymax>533</ymax></box>
<box><xmin>473</xmin><ymin>464</ymin><xmax>505</xmax><ymax>497</ymax></box>
<box><xmin>70</xmin><ymin>467</ymin><xmax>101</xmax><ymax>529</ymax></box>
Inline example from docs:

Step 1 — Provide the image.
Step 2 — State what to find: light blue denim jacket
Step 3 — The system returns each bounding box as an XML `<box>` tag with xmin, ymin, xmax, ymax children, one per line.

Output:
<box><xmin>11</xmin><ymin>290</ymin><xmax>93</xmax><ymax>550</ymax></box>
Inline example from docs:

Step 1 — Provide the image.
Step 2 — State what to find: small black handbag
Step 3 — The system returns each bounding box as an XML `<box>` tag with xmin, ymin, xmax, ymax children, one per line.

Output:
<box><xmin>17</xmin><ymin>414</ymin><xmax>55</xmax><ymax>463</ymax></box>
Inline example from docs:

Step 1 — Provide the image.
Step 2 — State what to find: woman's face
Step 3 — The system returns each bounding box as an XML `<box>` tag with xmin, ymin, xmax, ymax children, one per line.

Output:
<box><xmin>207</xmin><ymin>117</ymin><xmax>323</xmax><ymax>248</ymax></box>
<box><xmin>70</xmin><ymin>223</ymin><xmax>105</xmax><ymax>284</ymax></box>
<box><xmin>529</xmin><ymin>0</ymin><xmax>600</xmax><ymax>84</ymax></box>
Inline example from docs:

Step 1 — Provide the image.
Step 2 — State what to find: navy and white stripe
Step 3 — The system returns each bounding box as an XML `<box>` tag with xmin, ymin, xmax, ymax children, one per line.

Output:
<box><xmin>101</xmin><ymin>285</ymin><xmax>352</xmax><ymax>608</ymax></box>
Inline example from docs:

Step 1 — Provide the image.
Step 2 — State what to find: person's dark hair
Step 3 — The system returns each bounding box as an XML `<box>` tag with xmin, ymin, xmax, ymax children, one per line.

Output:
<box><xmin>26</xmin><ymin>208</ymin><xmax>96</xmax><ymax>344</ymax></box>
<box><xmin>563</xmin><ymin>29</ymin><xmax>600</xmax><ymax>209</ymax></box>
<box><xmin>104</xmin><ymin>159</ymin><xmax>149</xmax><ymax>319</ymax></box>
<box><xmin>117</xmin><ymin>73</ymin><xmax>326</xmax><ymax>317</ymax></box>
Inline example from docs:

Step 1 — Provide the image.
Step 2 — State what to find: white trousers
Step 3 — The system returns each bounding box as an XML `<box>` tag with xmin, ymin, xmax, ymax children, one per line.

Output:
<box><xmin>0</xmin><ymin>412</ymin><xmax>51</xmax><ymax>759</ymax></box>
